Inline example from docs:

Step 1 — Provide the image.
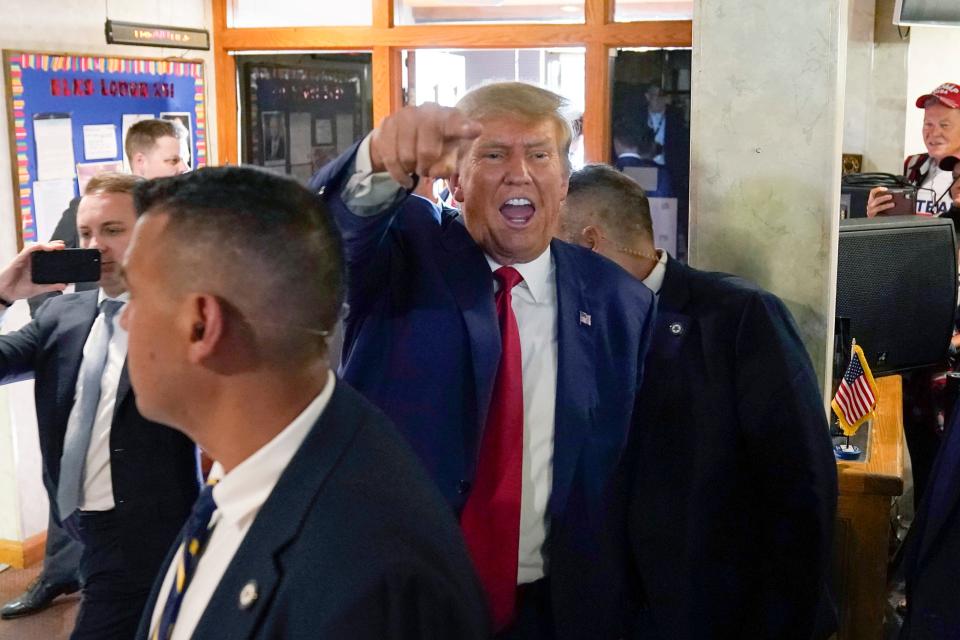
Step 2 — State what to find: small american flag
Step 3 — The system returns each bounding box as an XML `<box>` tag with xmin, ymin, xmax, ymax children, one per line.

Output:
<box><xmin>831</xmin><ymin>342</ymin><xmax>879</xmax><ymax>436</ymax></box>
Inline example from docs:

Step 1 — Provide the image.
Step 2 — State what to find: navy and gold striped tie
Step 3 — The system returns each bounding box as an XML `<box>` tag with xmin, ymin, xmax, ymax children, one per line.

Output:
<box><xmin>153</xmin><ymin>480</ymin><xmax>218</xmax><ymax>640</ymax></box>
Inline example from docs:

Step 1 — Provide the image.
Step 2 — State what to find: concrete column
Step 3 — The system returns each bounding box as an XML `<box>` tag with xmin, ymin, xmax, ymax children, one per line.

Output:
<box><xmin>689</xmin><ymin>0</ymin><xmax>849</xmax><ymax>399</ymax></box>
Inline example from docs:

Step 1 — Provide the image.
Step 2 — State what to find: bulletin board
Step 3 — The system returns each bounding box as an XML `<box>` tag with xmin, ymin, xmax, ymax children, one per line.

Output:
<box><xmin>3</xmin><ymin>50</ymin><xmax>208</xmax><ymax>248</ymax></box>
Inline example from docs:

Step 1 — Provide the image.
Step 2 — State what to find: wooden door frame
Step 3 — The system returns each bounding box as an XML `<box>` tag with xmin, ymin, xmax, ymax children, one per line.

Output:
<box><xmin>212</xmin><ymin>0</ymin><xmax>691</xmax><ymax>165</ymax></box>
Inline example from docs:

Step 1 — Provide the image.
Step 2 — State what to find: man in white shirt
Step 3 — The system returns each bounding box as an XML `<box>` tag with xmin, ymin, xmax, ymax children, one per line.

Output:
<box><xmin>0</xmin><ymin>173</ymin><xmax>200</xmax><ymax>640</ymax></box>
<box><xmin>309</xmin><ymin>82</ymin><xmax>656</xmax><ymax>639</ymax></box>
<box><xmin>560</xmin><ymin>163</ymin><xmax>838</xmax><ymax>640</ymax></box>
<box><xmin>124</xmin><ymin>167</ymin><xmax>488</xmax><ymax>640</ymax></box>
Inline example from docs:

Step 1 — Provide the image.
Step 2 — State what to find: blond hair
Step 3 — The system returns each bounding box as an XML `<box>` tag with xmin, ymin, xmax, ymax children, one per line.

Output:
<box><xmin>84</xmin><ymin>172</ymin><xmax>144</xmax><ymax>197</ymax></box>
<box><xmin>456</xmin><ymin>82</ymin><xmax>573</xmax><ymax>173</ymax></box>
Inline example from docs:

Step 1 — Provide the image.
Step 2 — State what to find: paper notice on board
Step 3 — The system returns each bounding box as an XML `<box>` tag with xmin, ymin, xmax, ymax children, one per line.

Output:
<box><xmin>335</xmin><ymin>114</ymin><xmax>354</xmax><ymax>154</ymax></box>
<box><xmin>76</xmin><ymin>160</ymin><xmax>123</xmax><ymax>196</ymax></box>
<box><xmin>33</xmin><ymin>179</ymin><xmax>76</xmax><ymax>243</ymax></box>
<box><xmin>82</xmin><ymin>124</ymin><xmax>118</xmax><ymax>160</ymax></box>
<box><xmin>34</xmin><ymin>116</ymin><xmax>76</xmax><ymax>181</ymax></box>
<box><xmin>290</xmin><ymin>113</ymin><xmax>312</xmax><ymax>166</ymax></box>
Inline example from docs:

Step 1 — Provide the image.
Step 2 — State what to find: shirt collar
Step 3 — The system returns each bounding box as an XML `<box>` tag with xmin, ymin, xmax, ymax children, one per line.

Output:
<box><xmin>209</xmin><ymin>371</ymin><xmax>336</xmax><ymax>527</ymax></box>
<box><xmin>484</xmin><ymin>245</ymin><xmax>554</xmax><ymax>304</ymax></box>
<box><xmin>96</xmin><ymin>289</ymin><xmax>130</xmax><ymax>305</ymax></box>
<box><xmin>641</xmin><ymin>249</ymin><xmax>668</xmax><ymax>295</ymax></box>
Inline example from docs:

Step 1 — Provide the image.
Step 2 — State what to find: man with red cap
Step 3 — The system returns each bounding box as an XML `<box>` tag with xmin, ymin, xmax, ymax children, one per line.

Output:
<box><xmin>868</xmin><ymin>83</ymin><xmax>960</xmax><ymax>218</ymax></box>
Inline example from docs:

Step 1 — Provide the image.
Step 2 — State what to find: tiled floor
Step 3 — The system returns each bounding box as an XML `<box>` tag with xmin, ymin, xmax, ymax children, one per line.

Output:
<box><xmin>0</xmin><ymin>564</ymin><xmax>78</xmax><ymax>640</ymax></box>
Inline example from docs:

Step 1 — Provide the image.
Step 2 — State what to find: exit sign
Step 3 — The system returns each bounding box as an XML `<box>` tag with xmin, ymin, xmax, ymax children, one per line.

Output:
<box><xmin>105</xmin><ymin>20</ymin><xmax>210</xmax><ymax>51</ymax></box>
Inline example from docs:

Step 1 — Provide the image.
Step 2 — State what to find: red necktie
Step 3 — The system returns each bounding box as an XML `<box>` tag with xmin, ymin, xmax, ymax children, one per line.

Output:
<box><xmin>461</xmin><ymin>266</ymin><xmax>525</xmax><ymax>632</ymax></box>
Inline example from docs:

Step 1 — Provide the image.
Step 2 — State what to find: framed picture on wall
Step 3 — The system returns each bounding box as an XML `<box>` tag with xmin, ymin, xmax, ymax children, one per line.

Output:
<box><xmin>261</xmin><ymin>110</ymin><xmax>287</xmax><ymax>166</ymax></box>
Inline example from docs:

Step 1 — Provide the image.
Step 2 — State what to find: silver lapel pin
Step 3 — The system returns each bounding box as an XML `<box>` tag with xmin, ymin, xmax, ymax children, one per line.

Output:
<box><xmin>239</xmin><ymin>580</ymin><xmax>259</xmax><ymax>610</ymax></box>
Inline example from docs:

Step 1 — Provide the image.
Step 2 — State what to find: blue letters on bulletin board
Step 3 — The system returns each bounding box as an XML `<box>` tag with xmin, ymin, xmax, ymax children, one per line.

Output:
<box><xmin>3</xmin><ymin>51</ymin><xmax>207</xmax><ymax>246</ymax></box>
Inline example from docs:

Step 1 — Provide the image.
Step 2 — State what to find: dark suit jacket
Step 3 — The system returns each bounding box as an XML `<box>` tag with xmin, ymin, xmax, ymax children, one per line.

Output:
<box><xmin>0</xmin><ymin>290</ymin><xmax>199</xmax><ymax>582</ymax></box>
<box><xmin>309</xmin><ymin>144</ymin><xmax>656</xmax><ymax>639</ymax></box>
<box><xmin>900</xmin><ymin>405</ymin><xmax>960</xmax><ymax>639</ymax></box>
<box><xmin>135</xmin><ymin>381</ymin><xmax>490</xmax><ymax>640</ymax></box>
<box><xmin>628</xmin><ymin>257</ymin><xmax>838</xmax><ymax>639</ymax></box>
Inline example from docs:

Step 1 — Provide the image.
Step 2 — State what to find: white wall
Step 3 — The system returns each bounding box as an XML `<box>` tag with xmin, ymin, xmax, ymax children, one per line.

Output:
<box><xmin>904</xmin><ymin>25</ymin><xmax>960</xmax><ymax>157</ymax></box>
<box><xmin>0</xmin><ymin>0</ymin><xmax>218</xmax><ymax>543</ymax></box>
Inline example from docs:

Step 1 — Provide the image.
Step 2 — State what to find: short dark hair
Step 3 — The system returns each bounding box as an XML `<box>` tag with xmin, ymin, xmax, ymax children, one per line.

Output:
<box><xmin>613</xmin><ymin>117</ymin><xmax>655</xmax><ymax>155</ymax></box>
<box><xmin>133</xmin><ymin>166</ymin><xmax>344</xmax><ymax>359</ymax></box>
<box><xmin>125</xmin><ymin>119</ymin><xmax>178</xmax><ymax>162</ymax></box>
<box><xmin>565</xmin><ymin>163</ymin><xmax>653</xmax><ymax>245</ymax></box>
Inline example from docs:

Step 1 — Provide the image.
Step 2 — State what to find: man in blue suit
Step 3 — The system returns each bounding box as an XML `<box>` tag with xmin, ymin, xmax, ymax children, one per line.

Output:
<box><xmin>309</xmin><ymin>82</ymin><xmax>655</xmax><ymax>639</ymax></box>
<box><xmin>561</xmin><ymin>164</ymin><xmax>838</xmax><ymax>639</ymax></box>
<box><xmin>126</xmin><ymin>167</ymin><xmax>488</xmax><ymax>640</ymax></box>
<box><xmin>0</xmin><ymin>173</ymin><xmax>200</xmax><ymax>640</ymax></box>
<box><xmin>900</xmin><ymin>349</ymin><xmax>960</xmax><ymax>637</ymax></box>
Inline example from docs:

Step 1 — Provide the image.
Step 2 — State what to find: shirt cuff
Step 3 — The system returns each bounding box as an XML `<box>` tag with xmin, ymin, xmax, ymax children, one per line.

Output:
<box><xmin>341</xmin><ymin>135</ymin><xmax>408</xmax><ymax>217</ymax></box>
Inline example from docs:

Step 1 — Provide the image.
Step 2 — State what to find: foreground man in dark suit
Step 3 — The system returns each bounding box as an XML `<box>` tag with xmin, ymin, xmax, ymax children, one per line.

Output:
<box><xmin>0</xmin><ymin>173</ymin><xmax>200</xmax><ymax>640</ymax></box>
<box><xmin>900</xmin><ymin>351</ymin><xmax>960</xmax><ymax>637</ymax></box>
<box><xmin>561</xmin><ymin>164</ymin><xmax>838</xmax><ymax>639</ymax></box>
<box><xmin>309</xmin><ymin>83</ymin><xmax>655</xmax><ymax>639</ymax></box>
<box><xmin>125</xmin><ymin>167</ymin><xmax>489</xmax><ymax>640</ymax></box>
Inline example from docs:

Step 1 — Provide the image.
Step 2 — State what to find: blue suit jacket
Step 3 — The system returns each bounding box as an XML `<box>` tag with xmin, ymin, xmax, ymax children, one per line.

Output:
<box><xmin>900</xmin><ymin>400</ymin><xmax>960</xmax><ymax>639</ymax></box>
<box><xmin>0</xmin><ymin>290</ymin><xmax>200</xmax><ymax>581</ymax></box>
<box><xmin>309</xmin><ymin>144</ymin><xmax>656</xmax><ymax>639</ymax></box>
<box><xmin>136</xmin><ymin>381</ymin><xmax>490</xmax><ymax>640</ymax></box>
<box><xmin>628</xmin><ymin>258</ymin><xmax>838</xmax><ymax>639</ymax></box>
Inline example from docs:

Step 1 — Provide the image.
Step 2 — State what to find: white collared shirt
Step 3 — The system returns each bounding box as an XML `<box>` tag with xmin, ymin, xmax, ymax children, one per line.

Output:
<box><xmin>65</xmin><ymin>289</ymin><xmax>129</xmax><ymax>512</ymax></box>
<box><xmin>147</xmin><ymin>372</ymin><xmax>336</xmax><ymax>640</ymax></box>
<box><xmin>641</xmin><ymin>249</ymin><xmax>668</xmax><ymax>295</ymax></box>
<box><xmin>485</xmin><ymin>249</ymin><xmax>558</xmax><ymax>584</ymax></box>
<box><xmin>342</xmin><ymin>137</ymin><xmax>559</xmax><ymax>584</ymax></box>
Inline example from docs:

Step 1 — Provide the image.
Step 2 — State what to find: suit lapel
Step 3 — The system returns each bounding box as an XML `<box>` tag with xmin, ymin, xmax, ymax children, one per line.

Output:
<box><xmin>437</xmin><ymin>217</ymin><xmax>501</xmax><ymax>448</ymax></box>
<box><xmin>649</xmin><ymin>257</ymin><xmax>692</xmax><ymax>359</ymax></box>
<box><xmin>190</xmin><ymin>383</ymin><xmax>365</xmax><ymax>640</ymax></box>
<box><xmin>548</xmin><ymin>241</ymin><xmax>598</xmax><ymax>516</ymax></box>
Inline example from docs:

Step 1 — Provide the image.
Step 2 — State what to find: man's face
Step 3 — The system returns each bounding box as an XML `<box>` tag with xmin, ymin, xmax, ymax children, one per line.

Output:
<box><xmin>451</xmin><ymin>115</ymin><xmax>568</xmax><ymax>265</ymax></box>
<box><xmin>922</xmin><ymin>103</ymin><xmax>960</xmax><ymax>161</ymax></box>
<box><xmin>120</xmin><ymin>213</ymin><xmax>185</xmax><ymax>429</ymax></box>
<box><xmin>134</xmin><ymin>135</ymin><xmax>186</xmax><ymax>178</ymax></box>
<box><xmin>76</xmin><ymin>192</ymin><xmax>136</xmax><ymax>297</ymax></box>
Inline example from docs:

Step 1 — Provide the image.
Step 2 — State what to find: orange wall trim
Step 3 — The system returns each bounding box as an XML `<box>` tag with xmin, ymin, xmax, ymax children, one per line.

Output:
<box><xmin>0</xmin><ymin>532</ymin><xmax>47</xmax><ymax>569</ymax></box>
<box><xmin>212</xmin><ymin>0</ymin><xmax>691</xmax><ymax>165</ymax></box>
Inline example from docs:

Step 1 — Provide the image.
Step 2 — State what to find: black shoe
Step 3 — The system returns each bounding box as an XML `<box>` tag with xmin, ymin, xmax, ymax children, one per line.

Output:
<box><xmin>0</xmin><ymin>577</ymin><xmax>80</xmax><ymax>619</ymax></box>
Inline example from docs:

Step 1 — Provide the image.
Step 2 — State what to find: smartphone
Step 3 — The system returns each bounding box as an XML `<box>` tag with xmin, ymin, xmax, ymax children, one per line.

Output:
<box><xmin>885</xmin><ymin>188</ymin><xmax>917</xmax><ymax>216</ymax></box>
<box><xmin>31</xmin><ymin>249</ymin><xmax>101</xmax><ymax>284</ymax></box>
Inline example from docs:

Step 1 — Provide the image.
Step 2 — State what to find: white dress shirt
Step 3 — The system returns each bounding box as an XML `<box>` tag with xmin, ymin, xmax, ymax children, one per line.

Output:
<box><xmin>65</xmin><ymin>289</ymin><xmax>129</xmax><ymax>512</ymax></box>
<box><xmin>147</xmin><ymin>371</ymin><xmax>335</xmax><ymax>640</ymax></box>
<box><xmin>341</xmin><ymin>136</ymin><xmax>558</xmax><ymax>584</ymax></box>
<box><xmin>641</xmin><ymin>249</ymin><xmax>668</xmax><ymax>295</ymax></box>
<box><xmin>485</xmin><ymin>250</ymin><xmax>558</xmax><ymax>584</ymax></box>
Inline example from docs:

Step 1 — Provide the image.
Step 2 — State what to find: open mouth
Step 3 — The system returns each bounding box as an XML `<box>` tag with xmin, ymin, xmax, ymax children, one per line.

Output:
<box><xmin>499</xmin><ymin>197</ymin><xmax>536</xmax><ymax>227</ymax></box>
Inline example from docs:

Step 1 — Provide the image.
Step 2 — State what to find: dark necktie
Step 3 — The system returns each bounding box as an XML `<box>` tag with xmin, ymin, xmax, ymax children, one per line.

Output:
<box><xmin>56</xmin><ymin>298</ymin><xmax>124</xmax><ymax>519</ymax></box>
<box><xmin>153</xmin><ymin>481</ymin><xmax>218</xmax><ymax>640</ymax></box>
<box><xmin>461</xmin><ymin>266</ymin><xmax>525</xmax><ymax>631</ymax></box>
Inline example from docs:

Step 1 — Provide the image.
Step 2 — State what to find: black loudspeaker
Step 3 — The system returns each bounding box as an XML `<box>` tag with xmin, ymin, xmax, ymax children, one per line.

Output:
<box><xmin>837</xmin><ymin>216</ymin><xmax>957</xmax><ymax>374</ymax></box>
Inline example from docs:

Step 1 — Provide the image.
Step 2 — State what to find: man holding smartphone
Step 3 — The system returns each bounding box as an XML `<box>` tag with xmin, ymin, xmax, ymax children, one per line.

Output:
<box><xmin>3</xmin><ymin>118</ymin><xmax>190</xmax><ymax>623</ymax></box>
<box><xmin>0</xmin><ymin>173</ymin><xmax>199</xmax><ymax>640</ymax></box>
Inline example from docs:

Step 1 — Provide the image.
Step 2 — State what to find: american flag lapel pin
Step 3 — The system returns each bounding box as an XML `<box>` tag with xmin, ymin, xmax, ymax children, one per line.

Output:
<box><xmin>579</xmin><ymin>311</ymin><xmax>591</xmax><ymax>326</ymax></box>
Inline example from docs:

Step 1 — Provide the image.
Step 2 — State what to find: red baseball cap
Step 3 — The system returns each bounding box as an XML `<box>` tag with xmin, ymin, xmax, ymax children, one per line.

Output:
<box><xmin>916</xmin><ymin>83</ymin><xmax>960</xmax><ymax>109</ymax></box>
